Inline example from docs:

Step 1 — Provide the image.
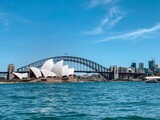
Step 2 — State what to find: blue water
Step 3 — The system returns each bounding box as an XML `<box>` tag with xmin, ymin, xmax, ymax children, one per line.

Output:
<box><xmin>0</xmin><ymin>82</ymin><xmax>160</xmax><ymax>120</ymax></box>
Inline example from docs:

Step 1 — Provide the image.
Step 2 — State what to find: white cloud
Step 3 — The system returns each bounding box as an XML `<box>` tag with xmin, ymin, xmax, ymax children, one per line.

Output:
<box><xmin>84</xmin><ymin>6</ymin><xmax>125</xmax><ymax>35</ymax></box>
<box><xmin>88</xmin><ymin>0</ymin><xmax>118</xmax><ymax>9</ymax></box>
<box><xmin>15</xmin><ymin>18</ymin><xmax>34</xmax><ymax>23</ymax></box>
<box><xmin>95</xmin><ymin>23</ymin><xmax>160</xmax><ymax>43</ymax></box>
<box><xmin>0</xmin><ymin>12</ymin><xmax>34</xmax><ymax>32</ymax></box>
<box><xmin>101</xmin><ymin>7</ymin><xmax>125</xmax><ymax>28</ymax></box>
<box><xmin>0</xmin><ymin>12</ymin><xmax>34</xmax><ymax>31</ymax></box>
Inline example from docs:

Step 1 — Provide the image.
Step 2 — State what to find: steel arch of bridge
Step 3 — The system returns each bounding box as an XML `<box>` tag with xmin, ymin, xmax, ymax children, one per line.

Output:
<box><xmin>17</xmin><ymin>56</ymin><xmax>109</xmax><ymax>79</ymax></box>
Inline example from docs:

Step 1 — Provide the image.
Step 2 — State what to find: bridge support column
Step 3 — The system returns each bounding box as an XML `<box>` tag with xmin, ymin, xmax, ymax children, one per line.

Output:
<box><xmin>110</xmin><ymin>65</ymin><xmax>119</xmax><ymax>80</ymax></box>
<box><xmin>7</xmin><ymin>64</ymin><xmax>15</xmax><ymax>80</ymax></box>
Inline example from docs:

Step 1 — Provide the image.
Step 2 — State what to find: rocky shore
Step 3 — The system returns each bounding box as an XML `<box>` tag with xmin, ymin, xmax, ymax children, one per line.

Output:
<box><xmin>74</xmin><ymin>74</ymin><xmax>145</xmax><ymax>82</ymax></box>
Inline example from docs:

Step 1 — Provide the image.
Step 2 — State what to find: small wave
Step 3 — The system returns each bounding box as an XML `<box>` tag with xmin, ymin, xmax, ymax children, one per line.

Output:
<box><xmin>31</xmin><ymin>116</ymin><xmax>60</xmax><ymax>120</ymax></box>
<box><xmin>102</xmin><ymin>116</ymin><xmax>157</xmax><ymax>120</ymax></box>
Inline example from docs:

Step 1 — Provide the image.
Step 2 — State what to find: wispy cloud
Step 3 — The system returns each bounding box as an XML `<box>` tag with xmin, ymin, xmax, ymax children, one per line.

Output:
<box><xmin>0</xmin><ymin>12</ymin><xmax>11</xmax><ymax>26</ymax></box>
<box><xmin>15</xmin><ymin>18</ymin><xmax>35</xmax><ymax>23</ymax></box>
<box><xmin>0</xmin><ymin>12</ymin><xmax>34</xmax><ymax>31</ymax></box>
<box><xmin>105</xmin><ymin>7</ymin><xmax>125</xmax><ymax>27</ymax></box>
<box><xmin>94</xmin><ymin>23</ymin><xmax>160</xmax><ymax>43</ymax></box>
<box><xmin>87</xmin><ymin>0</ymin><xmax>118</xmax><ymax>9</ymax></box>
<box><xmin>84</xmin><ymin>6</ymin><xmax>126</xmax><ymax>35</ymax></box>
<box><xmin>84</xmin><ymin>27</ymin><xmax>103</xmax><ymax>35</ymax></box>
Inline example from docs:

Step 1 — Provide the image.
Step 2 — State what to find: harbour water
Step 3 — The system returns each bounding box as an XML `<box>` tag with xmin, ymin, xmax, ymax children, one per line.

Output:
<box><xmin>0</xmin><ymin>82</ymin><xmax>160</xmax><ymax>120</ymax></box>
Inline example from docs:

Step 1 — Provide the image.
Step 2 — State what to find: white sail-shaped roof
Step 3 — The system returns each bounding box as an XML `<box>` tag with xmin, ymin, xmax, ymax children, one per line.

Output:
<box><xmin>41</xmin><ymin>59</ymin><xmax>54</xmax><ymax>71</ymax></box>
<box><xmin>68</xmin><ymin>68</ymin><xmax>74</xmax><ymax>75</ymax></box>
<box><xmin>13</xmin><ymin>72</ymin><xmax>28</xmax><ymax>79</ymax></box>
<box><xmin>22</xmin><ymin>73</ymin><xmax>28</xmax><ymax>78</ymax></box>
<box><xmin>29</xmin><ymin>67</ymin><xmax>42</xmax><ymax>78</ymax></box>
<box><xmin>41</xmin><ymin>69</ymin><xmax>56</xmax><ymax>78</ymax></box>
<box><xmin>51</xmin><ymin>60</ymin><xmax>63</xmax><ymax>77</ymax></box>
<box><xmin>62</xmin><ymin>65</ymin><xmax>68</xmax><ymax>76</ymax></box>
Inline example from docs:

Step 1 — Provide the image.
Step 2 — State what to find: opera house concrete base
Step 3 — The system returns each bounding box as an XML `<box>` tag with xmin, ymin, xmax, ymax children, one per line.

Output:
<box><xmin>41</xmin><ymin>76</ymin><xmax>77</xmax><ymax>83</ymax></box>
<box><xmin>0</xmin><ymin>75</ymin><xmax>77</xmax><ymax>83</ymax></box>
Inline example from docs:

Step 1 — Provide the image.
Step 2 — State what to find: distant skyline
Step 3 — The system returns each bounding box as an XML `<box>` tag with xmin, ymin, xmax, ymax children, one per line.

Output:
<box><xmin>0</xmin><ymin>0</ymin><xmax>160</xmax><ymax>71</ymax></box>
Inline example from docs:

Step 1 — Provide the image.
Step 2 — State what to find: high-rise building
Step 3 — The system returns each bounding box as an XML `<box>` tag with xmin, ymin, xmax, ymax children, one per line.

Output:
<box><xmin>131</xmin><ymin>62</ymin><xmax>136</xmax><ymax>69</ymax></box>
<box><xmin>148</xmin><ymin>60</ymin><xmax>155</xmax><ymax>73</ymax></box>
<box><xmin>131</xmin><ymin>62</ymin><xmax>136</xmax><ymax>72</ymax></box>
<box><xmin>139</xmin><ymin>63</ymin><xmax>144</xmax><ymax>69</ymax></box>
<box><xmin>155</xmin><ymin>64</ymin><xmax>159</xmax><ymax>69</ymax></box>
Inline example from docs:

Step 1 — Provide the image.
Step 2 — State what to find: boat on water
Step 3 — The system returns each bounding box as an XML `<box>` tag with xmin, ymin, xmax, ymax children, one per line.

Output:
<box><xmin>145</xmin><ymin>76</ymin><xmax>160</xmax><ymax>83</ymax></box>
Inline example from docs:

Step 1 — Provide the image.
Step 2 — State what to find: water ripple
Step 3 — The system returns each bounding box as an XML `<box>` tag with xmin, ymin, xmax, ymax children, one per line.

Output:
<box><xmin>0</xmin><ymin>82</ymin><xmax>160</xmax><ymax>119</ymax></box>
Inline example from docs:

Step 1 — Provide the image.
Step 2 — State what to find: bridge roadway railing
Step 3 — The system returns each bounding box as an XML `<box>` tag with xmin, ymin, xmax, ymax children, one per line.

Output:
<box><xmin>0</xmin><ymin>72</ymin><xmax>8</xmax><ymax>77</ymax></box>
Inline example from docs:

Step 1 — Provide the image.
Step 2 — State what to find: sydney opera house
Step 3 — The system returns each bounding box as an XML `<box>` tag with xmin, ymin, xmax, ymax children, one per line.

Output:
<box><xmin>12</xmin><ymin>59</ymin><xmax>75</xmax><ymax>82</ymax></box>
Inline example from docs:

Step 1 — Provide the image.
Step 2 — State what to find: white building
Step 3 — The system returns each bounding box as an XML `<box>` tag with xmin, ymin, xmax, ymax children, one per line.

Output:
<box><xmin>13</xmin><ymin>59</ymin><xmax>75</xmax><ymax>79</ymax></box>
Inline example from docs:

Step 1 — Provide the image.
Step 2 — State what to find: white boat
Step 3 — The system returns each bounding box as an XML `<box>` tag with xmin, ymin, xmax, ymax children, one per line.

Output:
<box><xmin>145</xmin><ymin>76</ymin><xmax>160</xmax><ymax>83</ymax></box>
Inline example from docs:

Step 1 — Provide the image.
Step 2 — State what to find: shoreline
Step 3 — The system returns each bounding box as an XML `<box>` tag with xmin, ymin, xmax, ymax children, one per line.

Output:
<box><xmin>0</xmin><ymin>79</ymin><xmax>145</xmax><ymax>84</ymax></box>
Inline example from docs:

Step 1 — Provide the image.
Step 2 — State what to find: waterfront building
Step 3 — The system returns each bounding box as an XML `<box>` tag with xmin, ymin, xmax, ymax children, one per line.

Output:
<box><xmin>123</xmin><ymin>67</ymin><xmax>128</xmax><ymax>73</ymax></box>
<box><xmin>13</xmin><ymin>73</ymin><xmax>28</xmax><ymax>79</ymax></box>
<box><xmin>41</xmin><ymin>69</ymin><xmax>56</xmax><ymax>78</ymax></box>
<box><xmin>128</xmin><ymin>67</ymin><xmax>135</xmax><ymax>73</ymax></box>
<box><xmin>29</xmin><ymin>67</ymin><xmax>42</xmax><ymax>78</ymax></box>
<box><xmin>131</xmin><ymin>62</ymin><xmax>136</xmax><ymax>69</ymax></box>
<box><xmin>156</xmin><ymin>68</ymin><xmax>160</xmax><ymax>75</ymax></box>
<box><xmin>131</xmin><ymin>62</ymin><xmax>137</xmax><ymax>73</ymax></box>
<box><xmin>137</xmin><ymin>69</ymin><xmax>144</xmax><ymax>73</ymax></box>
<box><xmin>118</xmin><ymin>67</ymin><xmax>128</xmax><ymax>73</ymax></box>
<box><xmin>119</xmin><ymin>67</ymin><xmax>123</xmax><ymax>73</ymax></box>
<box><xmin>155</xmin><ymin>64</ymin><xmax>159</xmax><ymax>70</ymax></box>
<box><xmin>143</xmin><ymin>68</ymin><xmax>153</xmax><ymax>75</ymax></box>
<box><xmin>139</xmin><ymin>63</ymin><xmax>144</xmax><ymax>69</ymax></box>
<box><xmin>148</xmin><ymin>60</ymin><xmax>155</xmax><ymax>74</ymax></box>
<box><xmin>41</xmin><ymin>59</ymin><xmax>54</xmax><ymax>71</ymax></box>
<box><xmin>13</xmin><ymin>59</ymin><xmax>75</xmax><ymax>80</ymax></box>
<box><xmin>51</xmin><ymin>60</ymin><xmax>64</xmax><ymax>77</ymax></box>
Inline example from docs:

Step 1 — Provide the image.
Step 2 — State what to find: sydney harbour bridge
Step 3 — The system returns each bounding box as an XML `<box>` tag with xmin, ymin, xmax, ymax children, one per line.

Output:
<box><xmin>0</xmin><ymin>56</ymin><xmax>144</xmax><ymax>80</ymax></box>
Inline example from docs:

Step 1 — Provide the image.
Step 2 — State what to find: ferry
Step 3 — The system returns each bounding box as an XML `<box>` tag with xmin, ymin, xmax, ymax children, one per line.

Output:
<box><xmin>145</xmin><ymin>76</ymin><xmax>160</xmax><ymax>83</ymax></box>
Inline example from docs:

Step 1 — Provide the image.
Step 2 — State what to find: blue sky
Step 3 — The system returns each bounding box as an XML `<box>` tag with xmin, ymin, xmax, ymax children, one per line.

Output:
<box><xmin>0</xmin><ymin>0</ymin><xmax>160</xmax><ymax>71</ymax></box>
